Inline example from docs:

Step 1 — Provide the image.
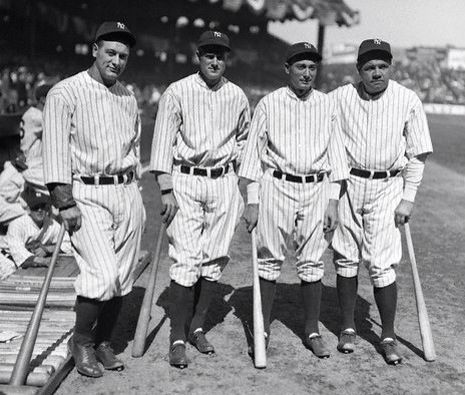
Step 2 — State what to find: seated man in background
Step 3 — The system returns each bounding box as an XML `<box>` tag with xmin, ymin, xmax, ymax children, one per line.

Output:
<box><xmin>4</xmin><ymin>185</ymin><xmax>71</xmax><ymax>272</ymax></box>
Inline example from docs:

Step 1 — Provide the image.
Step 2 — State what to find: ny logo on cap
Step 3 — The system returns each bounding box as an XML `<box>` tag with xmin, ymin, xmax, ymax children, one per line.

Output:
<box><xmin>303</xmin><ymin>43</ymin><xmax>312</xmax><ymax>48</ymax></box>
<box><xmin>116</xmin><ymin>22</ymin><xmax>126</xmax><ymax>30</ymax></box>
<box><xmin>373</xmin><ymin>39</ymin><xmax>381</xmax><ymax>45</ymax></box>
<box><xmin>213</xmin><ymin>31</ymin><xmax>222</xmax><ymax>37</ymax></box>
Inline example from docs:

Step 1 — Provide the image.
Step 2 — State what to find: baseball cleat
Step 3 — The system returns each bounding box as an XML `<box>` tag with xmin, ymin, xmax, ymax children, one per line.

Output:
<box><xmin>380</xmin><ymin>338</ymin><xmax>402</xmax><ymax>365</ymax></box>
<box><xmin>169</xmin><ymin>342</ymin><xmax>188</xmax><ymax>369</ymax></box>
<box><xmin>95</xmin><ymin>341</ymin><xmax>124</xmax><ymax>371</ymax></box>
<box><xmin>337</xmin><ymin>329</ymin><xmax>356</xmax><ymax>354</ymax></box>
<box><xmin>189</xmin><ymin>330</ymin><xmax>215</xmax><ymax>355</ymax></box>
<box><xmin>304</xmin><ymin>334</ymin><xmax>331</xmax><ymax>358</ymax></box>
<box><xmin>68</xmin><ymin>337</ymin><xmax>104</xmax><ymax>378</ymax></box>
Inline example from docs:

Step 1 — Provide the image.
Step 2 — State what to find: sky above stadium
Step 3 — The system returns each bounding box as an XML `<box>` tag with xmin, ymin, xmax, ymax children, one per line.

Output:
<box><xmin>269</xmin><ymin>0</ymin><xmax>465</xmax><ymax>49</ymax></box>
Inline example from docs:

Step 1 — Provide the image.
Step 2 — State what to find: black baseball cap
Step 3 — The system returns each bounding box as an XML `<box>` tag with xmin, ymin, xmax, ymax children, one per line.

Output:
<box><xmin>21</xmin><ymin>186</ymin><xmax>50</xmax><ymax>210</ymax></box>
<box><xmin>197</xmin><ymin>31</ymin><xmax>231</xmax><ymax>52</ymax></box>
<box><xmin>357</xmin><ymin>39</ymin><xmax>392</xmax><ymax>65</ymax></box>
<box><xmin>95</xmin><ymin>21</ymin><xmax>136</xmax><ymax>47</ymax></box>
<box><xmin>286</xmin><ymin>42</ymin><xmax>322</xmax><ymax>64</ymax></box>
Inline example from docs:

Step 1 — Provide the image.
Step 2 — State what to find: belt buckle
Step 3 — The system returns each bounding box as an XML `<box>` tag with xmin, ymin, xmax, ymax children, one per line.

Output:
<box><xmin>368</xmin><ymin>170</ymin><xmax>375</xmax><ymax>180</ymax></box>
<box><xmin>94</xmin><ymin>175</ymin><xmax>100</xmax><ymax>186</ymax></box>
<box><xmin>206</xmin><ymin>167</ymin><xmax>211</xmax><ymax>178</ymax></box>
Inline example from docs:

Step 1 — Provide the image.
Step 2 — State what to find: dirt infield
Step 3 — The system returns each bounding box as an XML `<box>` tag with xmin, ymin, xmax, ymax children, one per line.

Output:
<box><xmin>55</xmin><ymin>117</ymin><xmax>465</xmax><ymax>394</ymax></box>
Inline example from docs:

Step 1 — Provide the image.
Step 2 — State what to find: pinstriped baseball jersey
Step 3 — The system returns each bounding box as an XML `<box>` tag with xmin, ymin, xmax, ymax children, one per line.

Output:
<box><xmin>330</xmin><ymin>80</ymin><xmax>433</xmax><ymax>287</ymax></box>
<box><xmin>43</xmin><ymin>71</ymin><xmax>141</xmax><ymax>185</ymax></box>
<box><xmin>149</xmin><ymin>73</ymin><xmax>250</xmax><ymax>173</ymax></box>
<box><xmin>239</xmin><ymin>87</ymin><xmax>349</xmax><ymax>282</ymax></box>
<box><xmin>150</xmin><ymin>72</ymin><xmax>249</xmax><ymax>287</ymax></box>
<box><xmin>238</xmin><ymin>87</ymin><xmax>349</xmax><ymax>183</ymax></box>
<box><xmin>42</xmin><ymin>70</ymin><xmax>145</xmax><ymax>300</ymax></box>
<box><xmin>5</xmin><ymin>214</ymin><xmax>72</xmax><ymax>267</ymax></box>
<box><xmin>329</xmin><ymin>80</ymin><xmax>433</xmax><ymax>171</ymax></box>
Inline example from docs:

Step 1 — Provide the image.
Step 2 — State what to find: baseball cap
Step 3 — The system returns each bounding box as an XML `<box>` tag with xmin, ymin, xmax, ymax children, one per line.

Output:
<box><xmin>286</xmin><ymin>42</ymin><xmax>322</xmax><ymax>64</ymax></box>
<box><xmin>197</xmin><ymin>31</ymin><xmax>231</xmax><ymax>52</ymax></box>
<box><xmin>95</xmin><ymin>21</ymin><xmax>136</xmax><ymax>47</ymax></box>
<box><xmin>357</xmin><ymin>38</ymin><xmax>392</xmax><ymax>64</ymax></box>
<box><xmin>21</xmin><ymin>186</ymin><xmax>50</xmax><ymax>210</ymax></box>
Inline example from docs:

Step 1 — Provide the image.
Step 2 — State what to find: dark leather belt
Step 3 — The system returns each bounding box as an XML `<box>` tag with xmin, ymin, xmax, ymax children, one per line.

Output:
<box><xmin>350</xmin><ymin>168</ymin><xmax>400</xmax><ymax>179</ymax></box>
<box><xmin>273</xmin><ymin>170</ymin><xmax>325</xmax><ymax>183</ymax></box>
<box><xmin>180</xmin><ymin>164</ymin><xmax>230</xmax><ymax>179</ymax></box>
<box><xmin>80</xmin><ymin>171</ymin><xmax>135</xmax><ymax>185</ymax></box>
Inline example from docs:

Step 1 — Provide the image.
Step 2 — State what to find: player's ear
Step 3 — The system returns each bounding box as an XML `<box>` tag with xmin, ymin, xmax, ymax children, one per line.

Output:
<box><xmin>92</xmin><ymin>42</ymin><xmax>99</xmax><ymax>58</ymax></box>
<box><xmin>284</xmin><ymin>62</ymin><xmax>290</xmax><ymax>75</ymax></box>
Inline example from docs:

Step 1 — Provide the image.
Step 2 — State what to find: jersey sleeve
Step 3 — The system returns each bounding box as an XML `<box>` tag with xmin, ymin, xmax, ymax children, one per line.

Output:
<box><xmin>238</xmin><ymin>100</ymin><xmax>268</xmax><ymax>182</ymax></box>
<box><xmin>234</xmin><ymin>92</ymin><xmax>251</xmax><ymax>166</ymax></box>
<box><xmin>6</xmin><ymin>218</ymin><xmax>33</xmax><ymax>267</ymax></box>
<box><xmin>42</xmin><ymin>89</ymin><xmax>73</xmax><ymax>184</ymax></box>
<box><xmin>404</xmin><ymin>95</ymin><xmax>433</xmax><ymax>159</ymax></box>
<box><xmin>327</xmin><ymin>110</ymin><xmax>350</xmax><ymax>182</ymax></box>
<box><xmin>149</xmin><ymin>90</ymin><xmax>181</xmax><ymax>174</ymax></box>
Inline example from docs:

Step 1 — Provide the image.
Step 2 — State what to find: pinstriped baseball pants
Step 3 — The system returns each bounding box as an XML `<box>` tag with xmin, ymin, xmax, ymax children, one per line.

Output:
<box><xmin>332</xmin><ymin>175</ymin><xmax>403</xmax><ymax>288</ymax></box>
<box><xmin>167</xmin><ymin>170</ymin><xmax>244</xmax><ymax>287</ymax></box>
<box><xmin>257</xmin><ymin>170</ymin><xmax>329</xmax><ymax>283</ymax></box>
<box><xmin>71</xmin><ymin>181</ymin><xmax>146</xmax><ymax>301</ymax></box>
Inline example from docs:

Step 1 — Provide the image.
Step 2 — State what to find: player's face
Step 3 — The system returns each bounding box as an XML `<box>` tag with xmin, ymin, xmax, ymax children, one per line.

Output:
<box><xmin>93</xmin><ymin>40</ymin><xmax>130</xmax><ymax>85</ymax></box>
<box><xmin>198</xmin><ymin>48</ymin><xmax>227</xmax><ymax>85</ymax></box>
<box><xmin>358</xmin><ymin>59</ymin><xmax>392</xmax><ymax>94</ymax></box>
<box><xmin>285</xmin><ymin>59</ymin><xmax>318</xmax><ymax>96</ymax></box>
<box><xmin>30</xmin><ymin>204</ymin><xmax>49</xmax><ymax>226</ymax></box>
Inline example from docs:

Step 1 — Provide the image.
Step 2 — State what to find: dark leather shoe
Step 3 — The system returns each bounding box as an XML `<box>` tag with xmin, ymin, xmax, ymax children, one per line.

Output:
<box><xmin>304</xmin><ymin>334</ymin><xmax>331</xmax><ymax>358</ymax></box>
<box><xmin>169</xmin><ymin>342</ymin><xmax>188</xmax><ymax>369</ymax></box>
<box><xmin>337</xmin><ymin>329</ymin><xmax>356</xmax><ymax>354</ymax></box>
<box><xmin>95</xmin><ymin>341</ymin><xmax>124</xmax><ymax>371</ymax></box>
<box><xmin>189</xmin><ymin>330</ymin><xmax>215</xmax><ymax>355</ymax></box>
<box><xmin>68</xmin><ymin>338</ymin><xmax>103</xmax><ymax>378</ymax></box>
<box><xmin>380</xmin><ymin>338</ymin><xmax>402</xmax><ymax>365</ymax></box>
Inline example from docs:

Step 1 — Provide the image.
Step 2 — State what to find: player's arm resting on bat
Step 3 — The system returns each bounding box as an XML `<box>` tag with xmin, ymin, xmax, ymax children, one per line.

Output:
<box><xmin>154</xmin><ymin>172</ymin><xmax>178</xmax><ymax>225</ymax></box>
<box><xmin>395</xmin><ymin>153</ymin><xmax>428</xmax><ymax>227</ymax></box>
<box><xmin>47</xmin><ymin>183</ymin><xmax>82</xmax><ymax>233</ymax></box>
<box><xmin>238</xmin><ymin>100</ymin><xmax>267</xmax><ymax>233</ymax></box>
<box><xmin>324</xmin><ymin>110</ymin><xmax>350</xmax><ymax>233</ymax></box>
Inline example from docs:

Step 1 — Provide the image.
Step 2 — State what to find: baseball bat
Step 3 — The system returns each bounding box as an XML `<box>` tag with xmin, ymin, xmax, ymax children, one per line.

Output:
<box><xmin>251</xmin><ymin>229</ymin><xmax>266</xmax><ymax>369</ymax></box>
<box><xmin>9</xmin><ymin>223</ymin><xmax>66</xmax><ymax>386</ymax></box>
<box><xmin>404</xmin><ymin>223</ymin><xmax>436</xmax><ymax>362</ymax></box>
<box><xmin>132</xmin><ymin>223</ymin><xmax>166</xmax><ymax>358</ymax></box>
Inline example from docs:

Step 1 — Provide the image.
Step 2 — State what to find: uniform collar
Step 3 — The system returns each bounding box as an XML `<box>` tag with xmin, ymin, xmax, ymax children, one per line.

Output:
<box><xmin>285</xmin><ymin>86</ymin><xmax>314</xmax><ymax>101</ymax></box>
<box><xmin>194</xmin><ymin>72</ymin><xmax>228</xmax><ymax>91</ymax></box>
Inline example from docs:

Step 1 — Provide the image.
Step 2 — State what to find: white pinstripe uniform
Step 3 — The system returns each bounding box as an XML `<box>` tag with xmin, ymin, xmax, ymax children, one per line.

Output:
<box><xmin>239</xmin><ymin>87</ymin><xmax>349</xmax><ymax>282</ymax></box>
<box><xmin>42</xmin><ymin>71</ymin><xmax>146</xmax><ymax>301</ymax></box>
<box><xmin>150</xmin><ymin>73</ymin><xmax>249</xmax><ymax>287</ymax></box>
<box><xmin>5</xmin><ymin>214</ymin><xmax>72</xmax><ymax>267</ymax></box>
<box><xmin>19</xmin><ymin>106</ymin><xmax>47</xmax><ymax>193</ymax></box>
<box><xmin>330</xmin><ymin>81</ymin><xmax>433</xmax><ymax>287</ymax></box>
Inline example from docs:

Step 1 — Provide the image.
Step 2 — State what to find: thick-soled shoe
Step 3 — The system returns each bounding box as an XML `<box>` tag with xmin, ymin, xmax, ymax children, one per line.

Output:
<box><xmin>337</xmin><ymin>329</ymin><xmax>356</xmax><ymax>354</ymax></box>
<box><xmin>95</xmin><ymin>341</ymin><xmax>124</xmax><ymax>371</ymax></box>
<box><xmin>169</xmin><ymin>342</ymin><xmax>188</xmax><ymax>369</ymax></box>
<box><xmin>304</xmin><ymin>335</ymin><xmax>331</xmax><ymax>359</ymax></box>
<box><xmin>189</xmin><ymin>330</ymin><xmax>215</xmax><ymax>355</ymax></box>
<box><xmin>68</xmin><ymin>338</ymin><xmax>103</xmax><ymax>378</ymax></box>
<box><xmin>380</xmin><ymin>338</ymin><xmax>402</xmax><ymax>365</ymax></box>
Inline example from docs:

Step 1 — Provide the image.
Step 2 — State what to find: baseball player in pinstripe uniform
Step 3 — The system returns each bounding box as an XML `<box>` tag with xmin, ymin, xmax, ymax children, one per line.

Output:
<box><xmin>239</xmin><ymin>42</ymin><xmax>349</xmax><ymax>358</ymax></box>
<box><xmin>330</xmin><ymin>39</ymin><xmax>433</xmax><ymax>364</ymax></box>
<box><xmin>150</xmin><ymin>31</ymin><xmax>250</xmax><ymax>368</ymax></box>
<box><xmin>42</xmin><ymin>22</ymin><xmax>145</xmax><ymax>377</ymax></box>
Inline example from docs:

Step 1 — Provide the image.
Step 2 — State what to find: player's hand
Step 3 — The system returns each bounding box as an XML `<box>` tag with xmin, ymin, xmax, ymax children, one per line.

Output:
<box><xmin>160</xmin><ymin>191</ymin><xmax>179</xmax><ymax>226</ymax></box>
<box><xmin>33</xmin><ymin>257</ymin><xmax>51</xmax><ymax>268</ymax></box>
<box><xmin>60</xmin><ymin>205</ymin><xmax>82</xmax><ymax>233</ymax></box>
<box><xmin>394</xmin><ymin>199</ymin><xmax>414</xmax><ymax>227</ymax></box>
<box><xmin>243</xmin><ymin>203</ymin><xmax>259</xmax><ymax>233</ymax></box>
<box><xmin>323</xmin><ymin>199</ymin><xmax>339</xmax><ymax>233</ymax></box>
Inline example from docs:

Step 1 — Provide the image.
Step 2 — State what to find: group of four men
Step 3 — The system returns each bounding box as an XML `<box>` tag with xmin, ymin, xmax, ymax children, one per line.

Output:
<box><xmin>41</xmin><ymin>22</ymin><xmax>432</xmax><ymax>377</ymax></box>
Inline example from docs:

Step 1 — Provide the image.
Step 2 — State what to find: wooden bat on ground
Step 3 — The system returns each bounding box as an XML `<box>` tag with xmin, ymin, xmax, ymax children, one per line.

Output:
<box><xmin>251</xmin><ymin>229</ymin><xmax>266</xmax><ymax>369</ymax></box>
<box><xmin>9</xmin><ymin>223</ymin><xmax>66</xmax><ymax>386</ymax></box>
<box><xmin>132</xmin><ymin>223</ymin><xmax>166</xmax><ymax>358</ymax></box>
<box><xmin>404</xmin><ymin>223</ymin><xmax>436</xmax><ymax>362</ymax></box>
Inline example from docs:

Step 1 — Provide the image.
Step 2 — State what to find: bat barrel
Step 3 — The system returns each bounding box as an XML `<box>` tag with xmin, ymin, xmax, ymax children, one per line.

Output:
<box><xmin>9</xmin><ymin>225</ymin><xmax>66</xmax><ymax>386</ymax></box>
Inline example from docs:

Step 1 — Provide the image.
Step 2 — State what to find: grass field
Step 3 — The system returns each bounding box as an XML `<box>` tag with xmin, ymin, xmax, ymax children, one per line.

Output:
<box><xmin>56</xmin><ymin>114</ymin><xmax>465</xmax><ymax>394</ymax></box>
